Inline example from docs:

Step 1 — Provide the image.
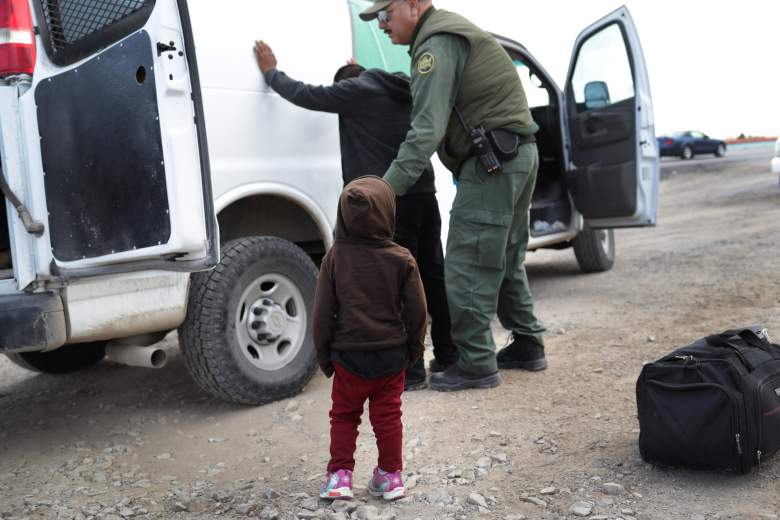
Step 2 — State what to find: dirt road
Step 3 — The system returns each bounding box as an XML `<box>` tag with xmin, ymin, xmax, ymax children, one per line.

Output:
<box><xmin>2</xmin><ymin>150</ymin><xmax>779</xmax><ymax>520</ymax></box>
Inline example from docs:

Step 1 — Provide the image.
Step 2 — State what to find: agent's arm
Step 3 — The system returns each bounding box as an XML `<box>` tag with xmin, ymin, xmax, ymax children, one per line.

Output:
<box><xmin>383</xmin><ymin>34</ymin><xmax>469</xmax><ymax>195</ymax></box>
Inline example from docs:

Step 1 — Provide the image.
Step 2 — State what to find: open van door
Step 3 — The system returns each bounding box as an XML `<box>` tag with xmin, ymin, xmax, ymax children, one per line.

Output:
<box><xmin>563</xmin><ymin>6</ymin><xmax>659</xmax><ymax>229</ymax></box>
<box><xmin>23</xmin><ymin>0</ymin><xmax>217</xmax><ymax>278</ymax></box>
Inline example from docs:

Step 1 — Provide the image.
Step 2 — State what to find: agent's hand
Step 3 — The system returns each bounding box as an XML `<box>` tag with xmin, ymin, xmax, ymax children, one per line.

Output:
<box><xmin>254</xmin><ymin>40</ymin><xmax>277</xmax><ymax>74</ymax></box>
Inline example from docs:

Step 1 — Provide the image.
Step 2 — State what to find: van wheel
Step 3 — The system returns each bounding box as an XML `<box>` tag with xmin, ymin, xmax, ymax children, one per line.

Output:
<box><xmin>179</xmin><ymin>237</ymin><xmax>319</xmax><ymax>405</ymax></box>
<box><xmin>573</xmin><ymin>228</ymin><xmax>615</xmax><ymax>273</ymax></box>
<box><xmin>4</xmin><ymin>342</ymin><xmax>107</xmax><ymax>374</ymax></box>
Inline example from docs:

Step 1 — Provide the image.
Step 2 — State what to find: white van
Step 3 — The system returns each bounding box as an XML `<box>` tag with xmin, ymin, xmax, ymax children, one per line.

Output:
<box><xmin>0</xmin><ymin>0</ymin><xmax>658</xmax><ymax>404</ymax></box>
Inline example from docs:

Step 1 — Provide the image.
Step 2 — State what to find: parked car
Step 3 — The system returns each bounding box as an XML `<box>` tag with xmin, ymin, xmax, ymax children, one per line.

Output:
<box><xmin>772</xmin><ymin>137</ymin><xmax>780</xmax><ymax>178</ymax></box>
<box><xmin>657</xmin><ymin>131</ymin><xmax>727</xmax><ymax>160</ymax></box>
<box><xmin>0</xmin><ymin>0</ymin><xmax>658</xmax><ymax>405</ymax></box>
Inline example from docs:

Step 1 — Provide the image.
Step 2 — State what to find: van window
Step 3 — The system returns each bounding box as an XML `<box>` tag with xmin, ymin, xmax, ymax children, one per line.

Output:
<box><xmin>35</xmin><ymin>0</ymin><xmax>155</xmax><ymax>66</ymax></box>
<box><xmin>513</xmin><ymin>60</ymin><xmax>550</xmax><ymax>108</ymax></box>
<box><xmin>347</xmin><ymin>0</ymin><xmax>411</xmax><ymax>73</ymax></box>
<box><xmin>570</xmin><ymin>23</ymin><xmax>635</xmax><ymax>111</ymax></box>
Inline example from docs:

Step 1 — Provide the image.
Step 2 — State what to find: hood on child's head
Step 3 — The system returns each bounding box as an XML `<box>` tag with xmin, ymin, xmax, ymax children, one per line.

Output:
<box><xmin>336</xmin><ymin>176</ymin><xmax>395</xmax><ymax>241</ymax></box>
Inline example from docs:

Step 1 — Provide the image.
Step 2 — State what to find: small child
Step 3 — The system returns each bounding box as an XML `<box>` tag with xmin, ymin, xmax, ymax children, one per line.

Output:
<box><xmin>313</xmin><ymin>176</ymin><xmax>427</xmax><ymax>501</ymax></box>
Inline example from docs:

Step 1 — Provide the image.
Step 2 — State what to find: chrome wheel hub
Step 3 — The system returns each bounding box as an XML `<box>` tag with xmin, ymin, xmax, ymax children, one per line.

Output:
<box><xmin>235</xmin><ymin>273</ymin><xmax>306</xmax><ymax>372</ymax></box>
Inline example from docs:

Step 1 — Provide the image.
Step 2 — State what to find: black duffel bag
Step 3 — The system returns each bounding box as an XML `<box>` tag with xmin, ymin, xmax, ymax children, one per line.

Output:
<box><xmin>636</xmin><ymin>326</ymin><xmax>780</xmax><ymax>473</ymax></box>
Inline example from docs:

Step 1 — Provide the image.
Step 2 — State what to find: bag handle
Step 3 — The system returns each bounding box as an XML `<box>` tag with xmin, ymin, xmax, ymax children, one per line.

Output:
<box><xmin>723</xmin><ymin>327</ymin><xmax>772</xmax><ymax>351</ymax></box>
<box><xmin>705</xmin><ymin>328</ymin><xmax>776</xmax><ymax>370</ymax></box>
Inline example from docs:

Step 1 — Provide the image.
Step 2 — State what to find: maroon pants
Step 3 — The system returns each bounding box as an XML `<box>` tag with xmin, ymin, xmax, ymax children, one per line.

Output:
<box><xmin>328</xmin><ymin>363</ymin><xmax>405</xmax><ymax>473</ymax></box>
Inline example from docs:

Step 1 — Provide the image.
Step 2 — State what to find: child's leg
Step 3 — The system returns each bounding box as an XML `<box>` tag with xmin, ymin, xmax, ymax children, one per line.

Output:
<box><xmin>328</xmin><ymin>364</ymin><xmax>369</xmax><ymax>473</ymax></box>
<box><xmin>367</xmin><ymin>370</ymin><xmax>405</xmax><ymax>472</ymax></box>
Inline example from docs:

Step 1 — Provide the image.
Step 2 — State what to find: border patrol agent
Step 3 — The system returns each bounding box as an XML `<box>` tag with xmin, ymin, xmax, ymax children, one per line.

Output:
<box><xmin>360</xmin><ymin>0</ymin><xmax>547</xmax><ymax>391</ymax></box>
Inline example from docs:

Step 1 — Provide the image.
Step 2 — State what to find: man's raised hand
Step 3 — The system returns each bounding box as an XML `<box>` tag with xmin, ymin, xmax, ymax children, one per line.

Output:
<box><xmin>254</xmin><ymin>40</ymin><xmax>278</xmax><ymax>74</ymax></box>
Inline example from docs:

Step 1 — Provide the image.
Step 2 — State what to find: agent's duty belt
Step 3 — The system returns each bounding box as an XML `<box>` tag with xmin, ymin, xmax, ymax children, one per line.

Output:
<box><xmin>454</xmin><ymin>106</ymin><xmax>536</xmax><ymax>174</ymax></box>
<box><xmin>489</xmin><ymin>129</ymin><xmax>536</xmax><ymax>162</ymax></box>
<box><xmin>471</xmin><ymin>128</ymin><xmax>535</xmax><ymax>173</ymax></box>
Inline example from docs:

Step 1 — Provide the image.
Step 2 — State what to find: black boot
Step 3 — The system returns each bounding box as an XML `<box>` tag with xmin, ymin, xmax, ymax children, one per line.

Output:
<box><xmin>405</xmin><ymin>357</ymin><xmax>428</xmax><ymax>391</ymax></box>
<box><xmin>428</xmin><ymin>356</ymin><xmax>457</xmax><ymax>374</ymax></box>
<box><xmin>429</xmin><ymin>365</ymin><xmax>501</xmax><ymax>392</ymax></box>
<box><xmin>497</xmin><ymin>336</ymin><xmax>547</xmax><ymax>371</ymax></box>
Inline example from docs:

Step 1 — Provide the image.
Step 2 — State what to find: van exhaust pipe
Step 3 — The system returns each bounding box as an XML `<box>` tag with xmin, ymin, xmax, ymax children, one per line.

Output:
<box><xmin>106</xmin><ymin>343</ymin><xmax>167</xmax><ymax>369</ymax></box>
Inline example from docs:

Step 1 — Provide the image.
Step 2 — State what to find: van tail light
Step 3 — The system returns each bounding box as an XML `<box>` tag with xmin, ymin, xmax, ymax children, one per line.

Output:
<box><xmin>0</xmin><ymin>0</ymin><xmax>36</xmax><ymax>77</ymax></box>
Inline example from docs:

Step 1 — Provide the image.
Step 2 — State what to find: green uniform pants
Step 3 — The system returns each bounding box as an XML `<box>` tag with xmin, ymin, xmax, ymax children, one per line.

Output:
<box><xmin>445</xmin><ymin>143</ymin><xmax>546</xmax><ymax>375</ymax></box>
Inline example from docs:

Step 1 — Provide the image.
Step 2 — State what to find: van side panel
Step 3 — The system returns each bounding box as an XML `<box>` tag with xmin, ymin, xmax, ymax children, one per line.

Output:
<box><xmin>64</xmin><ymin>272</ymin><xmax>189</xmax><ymax>344</ymax></box>
<box><xmin>188</xmin><ymin>3</ymin><xmax>353</xmax><ymax>241</ymax></box>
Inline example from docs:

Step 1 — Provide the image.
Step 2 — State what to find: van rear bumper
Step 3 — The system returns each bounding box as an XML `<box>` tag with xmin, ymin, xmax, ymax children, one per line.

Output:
<box><xmin>0</xmin><ymin>293</ymin><xmax>67</xmax><ymax>353</ymax></box>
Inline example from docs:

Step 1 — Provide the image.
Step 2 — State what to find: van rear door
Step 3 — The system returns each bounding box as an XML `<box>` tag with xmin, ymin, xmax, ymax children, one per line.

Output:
<box><xmin>24</xmin><ymin>0</ymin><xmax>217</xmax><ymax>278</ymax></box>
<box><xmin>563</xmin><ymin>6</ymin><xmax>659</xmax><ymax>229</ymax></box>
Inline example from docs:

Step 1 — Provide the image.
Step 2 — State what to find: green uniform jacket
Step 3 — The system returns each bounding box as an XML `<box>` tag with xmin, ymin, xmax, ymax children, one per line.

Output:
<box><xmin>384</xmin><ymin>8</ymin><xmax>539</xmax><ymax>195</ymax></box>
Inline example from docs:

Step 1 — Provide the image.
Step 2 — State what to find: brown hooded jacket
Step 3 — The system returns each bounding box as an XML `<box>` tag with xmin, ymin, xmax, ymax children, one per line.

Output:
<box><xmin>312</xmin><ymin>176</ymin><xmax>427</xmax><ymax>377</ymax></box>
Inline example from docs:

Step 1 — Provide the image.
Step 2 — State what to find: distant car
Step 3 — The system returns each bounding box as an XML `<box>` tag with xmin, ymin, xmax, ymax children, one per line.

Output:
<box><xmin>657</xmin><ymin>131</ymin><xmax>727</xmax><ymax>160</ymax></box>
<box><xmin>772</xmin><ymin>137</ymin><xmax>780</xmax><ymax>176</ymax></box>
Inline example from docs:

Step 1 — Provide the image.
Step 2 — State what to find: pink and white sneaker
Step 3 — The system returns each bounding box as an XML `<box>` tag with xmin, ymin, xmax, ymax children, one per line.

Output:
<box><xmin>319</xmin><ymin>469</ymin><xmax>353</xmax><ymax>500</ymax></box>
<box><xmin>367</xmin><ymin>467</ymin><xmax>405</xmax><ymax>500</ymax></box>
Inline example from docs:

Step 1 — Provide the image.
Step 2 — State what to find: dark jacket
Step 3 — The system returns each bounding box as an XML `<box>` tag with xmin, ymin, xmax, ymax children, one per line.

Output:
<box><xmin>264</xmin><ymin>68</ymin><xmax>436</xmax><ymax>194</ymax></box>
<box><xmin>312</xmin><ymin>176</ymin><xmax>427</xmax><ymax>377</ymax></box>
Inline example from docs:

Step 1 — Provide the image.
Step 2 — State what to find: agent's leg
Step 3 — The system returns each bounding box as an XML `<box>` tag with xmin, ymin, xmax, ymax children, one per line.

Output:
<box><xmin>431</xmin><ymin>158</ymin><xmax>511</xmax><ymax>391</ymax></box>
<box><xmin>496</xmin><ymin>145</ymin><xmax>547</xmax><ymax>370</ymax></box>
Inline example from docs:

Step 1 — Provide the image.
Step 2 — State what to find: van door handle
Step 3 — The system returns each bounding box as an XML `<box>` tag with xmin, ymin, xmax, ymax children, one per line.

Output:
<box><xmin>156</xmin><ymin>42</ymin><xmax>177</xmax><ymax>56</ymax></box>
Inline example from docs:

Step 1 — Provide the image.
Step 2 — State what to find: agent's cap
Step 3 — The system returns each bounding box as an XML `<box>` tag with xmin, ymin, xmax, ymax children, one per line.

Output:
<box><xmin>359</xmin><ymin>0</ymin><xmax>395</xmax><ymax>21</ymax></box>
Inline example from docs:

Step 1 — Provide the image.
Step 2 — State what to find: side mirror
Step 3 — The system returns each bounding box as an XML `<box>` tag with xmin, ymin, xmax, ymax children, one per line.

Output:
<box><xmin>584</xmin><ymin>81</ymin><xmax>611</xmax><ymax>110</ymax></box>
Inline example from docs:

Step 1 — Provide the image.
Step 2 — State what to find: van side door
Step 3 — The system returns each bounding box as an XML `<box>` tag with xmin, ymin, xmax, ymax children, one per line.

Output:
<box><xmin>20</xmin><ymin>0</ymin><xmax>217</xmax><ymax>280</ymax></box>
<box><xmin>564</xmin><ymin>6</ymin><xmax>659</xmax><ymax>228</ymax></box>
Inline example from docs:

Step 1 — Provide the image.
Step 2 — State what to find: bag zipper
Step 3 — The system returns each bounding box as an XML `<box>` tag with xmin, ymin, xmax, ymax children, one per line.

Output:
<box><xmin>754</xmin><ymin>373</ymin><xmax>780</xmax><ymax>468</ymax></box>
<box><xmin>670</xmin><ymin>355</ymin><xmax>695</xmax><ymax>362</ymax></box>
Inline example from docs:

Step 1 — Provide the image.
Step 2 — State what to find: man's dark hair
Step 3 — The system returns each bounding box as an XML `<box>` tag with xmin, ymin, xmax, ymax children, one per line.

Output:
<box><xmin>334</xmin><ymin>63</ymin><xmax>366</xmax><ymax>83</ymax></box>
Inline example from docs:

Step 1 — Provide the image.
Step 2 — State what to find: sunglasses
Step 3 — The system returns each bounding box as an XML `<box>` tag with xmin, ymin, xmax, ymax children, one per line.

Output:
<box><xmin>377</xmin><ymin>0</ymin><xmax>401</xmax><ymax>23</ymax></box>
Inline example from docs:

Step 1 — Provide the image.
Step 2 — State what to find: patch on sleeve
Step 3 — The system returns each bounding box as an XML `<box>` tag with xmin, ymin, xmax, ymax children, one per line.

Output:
<box><xmin>416</xmin><ymin>52</ymin><xmax>436</xmax><ymax>75</ymax></box>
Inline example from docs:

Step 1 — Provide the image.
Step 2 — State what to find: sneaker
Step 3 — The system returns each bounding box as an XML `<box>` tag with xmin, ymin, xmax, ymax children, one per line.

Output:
<box><xmin>497</xmin><ymin>337</ymin><xmax>547</xmax><ymax>371</ymax></box>
<box><xmin>319</xmin><ymin>469</ymin><xmax>353</xmax><ymax>500</ymax></box>
<box><xmin>367</xmin><ymin>467</ymin><xmax>405</xmax><ymax>500</ymax></box>
<box><xmin>429</xmin><ymin>365</ymin><xmax>501</xmax><ymax>392</ymax></box>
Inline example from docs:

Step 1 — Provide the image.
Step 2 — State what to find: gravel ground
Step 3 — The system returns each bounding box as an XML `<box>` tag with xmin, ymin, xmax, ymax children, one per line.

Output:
<box><xmin>1</xmin><ymin>151</ymin><xmax>779</xmax><ymax>520</ymax></box>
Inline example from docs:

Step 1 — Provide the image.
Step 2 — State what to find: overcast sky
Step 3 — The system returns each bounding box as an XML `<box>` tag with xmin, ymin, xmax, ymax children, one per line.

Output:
<box><xmin>435</xmin><ymin>0</ymin><xmax>780</xmax><ymax>138</ymax></box>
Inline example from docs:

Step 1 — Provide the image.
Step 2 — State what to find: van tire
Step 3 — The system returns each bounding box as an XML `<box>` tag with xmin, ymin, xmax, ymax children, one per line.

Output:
<box><xmin>573</xmin><ymin>228</ymin><xmax>615</xmax><ymax>273</ymax></box>
<box><xmin>179</xmin><ymin>237</ymin><xmax>319</xmax><ymax>405</ymax></box>
<box><xmin>4</xmin><ymin>342</ymin><xmax>107</xmax><ymax>374</ymax></box>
